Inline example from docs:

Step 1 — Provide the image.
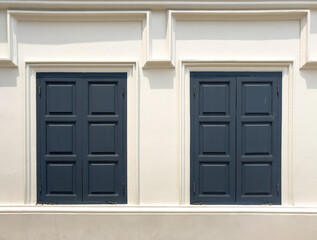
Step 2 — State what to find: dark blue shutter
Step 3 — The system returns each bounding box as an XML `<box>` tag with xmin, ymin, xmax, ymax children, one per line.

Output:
<box><xmin>82</xmin><ymin>74</ymin><xmax>127</xmax><ymax>204</ymax></box>
<box><xmin>190</xmin><ymin>72</ymin><xmax>281</xmax><ymax>205</ymax></box>
<box><xmin>190</xmin><ymin>73</ymin><xmax>236</xmax><ymax>204</ymax></box>
<box><xmin>236</xmin><ymin>74</ymin><xmax>281</xmax><ymax>204</ymax></box>
<box><xmin>37</xmin><ymin>75</ymin><xmax>82</xmax><ymax>203</ymax></box>
<box><xmin>37</xmin><ymin>73</ymin><xmax>127</xmax><ymax>204</ymax></box>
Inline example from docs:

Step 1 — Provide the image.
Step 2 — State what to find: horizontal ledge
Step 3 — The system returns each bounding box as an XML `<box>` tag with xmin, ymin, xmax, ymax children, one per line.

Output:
<box><xmin>26</xmin><ymin>61</ymin><xmax>137</xmax><ymax>68</ymax></box>
<box><xmin>9</xmin><ymin>10</ymin><xmax>148</xmax><ymax>22</ymax></box>
<box><xmin>181</xmin><ymin>60</ymin><xmax>294</xmax><ymax>68</ymax></box>
<box><xmin>1</xmin><ymin>205</ymin><xmax>317</xmax><ymax>214</ymax></box>
<box><xmin>143</xmin><ymin>60</ymin><xmax>175</xmax><ymax>69</ymax></box>
<box><xmin>1</xmin><ymin>2</ymin><xmax>317</xmax><ymax>10</ymax></box>
<box><xmin>300</xmin><ymin>61</ymin><xmax>317</xmax><ymax>70</ymax></box>
<box><xmin>171</xmin><ymin>10</ymin><xmax>308</xmax><ymax>21</ymax></box>
<box><xmin>181</xmin><ymin>60</ymin><xmax>294</xmax><ymax>64</ymax></box>
<box><xmin>0</xmin><ymin>59</ymin><xmax>18</xmax><ymax>68</ymax></box>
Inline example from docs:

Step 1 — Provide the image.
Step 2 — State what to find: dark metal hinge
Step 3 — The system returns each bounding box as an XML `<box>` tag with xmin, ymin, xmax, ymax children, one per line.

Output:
<box><xmin>277</xmin><ymin>84</ymin><xmax>279</xmax><ymax>96</ymax></box>
<box><xmin>122</xmin><ymin>87</ymin><xmax>125</xmax><ymax>97</ymax></box>
<box><xmin>193</xmin><ymin>85</ymin><xmax>196</xmax><ymax>97</ymax></box>
<box><xmin>277</xmin><ymin>183</ymin><xmax>279</xmax><ymax>195</ymax></box>
<box><xmin>193</xmin><ymin>182</ymin><xmax>196</xmax><ymax>194</ymax></box>
<box><xmin>39</xmin><ymin>183</ymin><xmax>42</xmax><ymax>193</ymax></box>
<box><xmin>122</xmin><ymin>182</ymin><xmax>125</xmax><ymax>195</ymax></box>
<box><xmin>39</xmin><ymin>85</ymin><xmax>41</xmax><ymax>97</ymax></box>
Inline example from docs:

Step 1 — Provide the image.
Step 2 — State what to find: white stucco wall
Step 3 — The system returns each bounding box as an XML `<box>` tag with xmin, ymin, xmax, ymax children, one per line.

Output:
<box><xmin>0</xmin><ymin>1</ymin><xmax>317</xmax><ymax>239</ymax></box>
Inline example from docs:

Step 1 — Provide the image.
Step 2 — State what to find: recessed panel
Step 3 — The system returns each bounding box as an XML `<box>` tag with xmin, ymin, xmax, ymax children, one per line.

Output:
<box><xmin>201</xmin><ymin>123</ymin><xmax>229</xmax><ymax>154</ymax></box>
<box><xmin>243</xmin><ymin>123</ymin><xmax>272</xmax><ymax>155</ymax></box>
<box><xmin>47</xmin><ymin>123</ymin><xmax>74</xmax><ymax>154</ymax></box>
<box><xmin>89</xmin><ymin>163</ymin><xmax>117</xmax><ymax>194</ymax></box>
<box><xmin>47</xmin><ymin>83</ymin><xmax>74</xmax><ymax>114</ymax></box>
<box><xmin>89</xmin><ymin>123</ymin><xmax>116</xmax><ymax>154</ymax></box>
<box><xmin>243</xmin><ymin>83</ymin><xmax>272</xmax><ymax>115</ymax></box>
<box><xmin>89</xmin><ymin>83</ymin><xmax>117</xmax><ymax>115</ymax></box>
<box><xmin>242</xmin><ymin>163</ymin><xmax>272</xmax><ymax>195</ymax></box>
<box><xmin>201</xmin><ymin>83</ymin><xmax>229</xmax><ymax>115</ymax></box>
<box><xmin>47</xmin><ymin>163</ymin><xmax>75</xmax><ymax>194</ymax></box>
<box><xmin>200</xmin><ymin>163</ymin><xmax>229</xmax><ymax>195</ymax></box>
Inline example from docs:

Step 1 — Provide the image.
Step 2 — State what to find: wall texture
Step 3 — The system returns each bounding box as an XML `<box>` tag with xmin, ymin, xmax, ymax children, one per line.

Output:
<box><xmin>0</xmin><ymin>1</ymin><xmax>317</xmax><ymax>239</ymax></box>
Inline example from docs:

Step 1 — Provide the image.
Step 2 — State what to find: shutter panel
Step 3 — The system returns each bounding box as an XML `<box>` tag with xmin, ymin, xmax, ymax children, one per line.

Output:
<box><xmin>82</xmin><ymin>73</ymin><xmax>127</xmax><ymax>203</ymax></box>
<box><xmin>190</xmin><ymin>72</ymin><xmax>282</xmax><ymax>205</ymax></box>
<box><xmin>37</xmin><ymin>73</ymin><xmax>127</xmax><ymax>204</ymax></box>
<box><xmin>236</xmin><ymin>74</ymin><xmax>281</xmax><ymax>204</ymax></box>
<box><xmin>37</xmin><ymin>74</ymin><xmax>83</xmax><ymax>203</ymax></box>
<box><xmin>190</xmin><ymin>72</ymin><xmax>236</xmax><ymax>204</ymax></box>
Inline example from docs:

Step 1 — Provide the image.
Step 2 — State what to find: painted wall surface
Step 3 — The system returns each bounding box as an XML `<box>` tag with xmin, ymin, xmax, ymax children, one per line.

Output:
<box><xmin>0</xmin><ymin>1</ymin><xmax>317</xmax><ymax>239</ymax></box>
<box><xmin>1</xmin><ymin>213</ymin><xmax>317</xmax><ymax>240</ymax></box>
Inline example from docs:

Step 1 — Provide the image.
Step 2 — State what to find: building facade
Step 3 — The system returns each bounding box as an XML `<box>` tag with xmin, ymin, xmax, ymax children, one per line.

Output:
<box><xmin>0</xmin><ymin>0</ymin><xmax>317</xmax><ymax>239</ymax></box>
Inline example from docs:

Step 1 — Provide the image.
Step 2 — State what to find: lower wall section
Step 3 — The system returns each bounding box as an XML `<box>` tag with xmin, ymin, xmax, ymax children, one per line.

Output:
<box><xmin>0</xmin><ymin>212</ymin><xmax>317</xmax><ymax>240</ymax></box>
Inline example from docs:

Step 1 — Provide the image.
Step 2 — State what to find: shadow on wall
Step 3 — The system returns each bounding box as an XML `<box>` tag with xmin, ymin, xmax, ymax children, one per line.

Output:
<box><xmin>311</xmin><ymin>11</ymin><xmax>317</xmax><ymax>34</ymax></box>
<box><xmin>18</xmin><ymin>22</ymin><xmax>141</xmax><ymax>45</ymax></box>
<box><xmin>0</xmin><ymin>69</ymin><xmax>19</xmax><ymax>87</ymax></box>
<box><xmin>142</xmin><ymin>69</ymin><xmax>175</xmax><ymax>89</ymax></box>
<box><xmin>0</xmin><ymin>11</ymin><xmax>7</xmax><ymax>43</ymax></box>
<box><xmin>301</xmin><ymin>70</ymin><xmax>317</xmax><ymax>89</ymax></box>
<box><xmin>175</xmin><ymin>21</ymin><xmax>300</xmax><ymax>41</ymax></box>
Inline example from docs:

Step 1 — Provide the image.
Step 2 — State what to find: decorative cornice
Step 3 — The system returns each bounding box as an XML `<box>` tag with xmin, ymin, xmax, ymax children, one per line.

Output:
<box><xmin>0</xmin><ymin>9</ymin><xmax>316</xmax><ymax>69</ymax></box>
<box><xmin>301</xmin><ymin>61</ymin><xmax>317</xmax><ymax>70</ymax></box>
<box><xmin>0</xmin><ymin>58</ymin><xmax>17</xmax><ymax>68</ymax></box>
<box><xmin>143</xmin><ymin>60</ymin><xmax>175</xmax><ymax>69</ymax></box>
<box><xmin>1</xmin><ymin>1</ymin><xmax>317</xmax><ymax>10</ymax></box>
<box><xmin>168</xmin><ymin>10</ymin><xmax>316</xmax><ymax>69</ymax></box>
<box><xmin>10</xmin><ymin>10</ymin><xmax>147</xmax><ymax>22</ymax></box>
<box><xmin>0</xmin><ymin>11</ymin><xmax>150</xmax><ymax>68</ymax></box>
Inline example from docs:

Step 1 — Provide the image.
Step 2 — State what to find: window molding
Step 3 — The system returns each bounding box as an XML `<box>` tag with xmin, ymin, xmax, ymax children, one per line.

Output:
<box><xmin>1</xmin><ymin>205</ymin><xmax>317</xmax><ymax>214</ymax></box>
<box><xmin>179</xmin><ymin>60</ymin><xmax>294</xmax><ymax>206</ymax></box>
<box><xmin>24</xmin><ymin>61</ymin><xmax>140</xmax><ymax>205</ymax></box>
<box><xmin>2</xmin><ymin>9</ymin><xmax>317</xmax><ymax>70</ymax></box>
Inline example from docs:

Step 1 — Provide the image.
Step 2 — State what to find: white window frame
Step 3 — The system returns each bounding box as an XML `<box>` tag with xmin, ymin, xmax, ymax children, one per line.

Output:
<box><xmin>179</xmin><ymin>60</ymin><xmax>295</xmax><ymax>206</ymax></box>
<box><xmin>24</xmin><ymin>61</ymin><xmax>140</xmax><ymax>205</ymax></box>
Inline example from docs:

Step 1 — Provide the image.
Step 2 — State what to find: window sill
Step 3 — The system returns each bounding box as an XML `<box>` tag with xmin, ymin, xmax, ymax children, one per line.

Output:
<box><xmin>1</xmin><ymin>205</ymin><xmax>317</xmax><ymax>214</ymax></box>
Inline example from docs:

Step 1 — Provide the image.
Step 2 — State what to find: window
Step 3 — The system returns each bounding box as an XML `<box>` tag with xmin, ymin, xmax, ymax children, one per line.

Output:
<box><xmin>190</xmin><ymin>72</ymin><xmax>281</xmax><ymax>205</ymax></box>
<box><xmin>37</xmin><ymin>73</ymin><xmax>127</xmax><ymax>204</ymax></box>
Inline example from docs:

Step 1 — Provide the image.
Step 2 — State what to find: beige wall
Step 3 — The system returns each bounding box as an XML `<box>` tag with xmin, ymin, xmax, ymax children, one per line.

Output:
<box><xmin>0</xmin><ymin>3</ymin><xmax>317</xmax><ymax>239</ymax></box>
<box><xmin>1</xmin><ymin>213</ymin><xmax>317</xmax><ymax>240</ymax></box>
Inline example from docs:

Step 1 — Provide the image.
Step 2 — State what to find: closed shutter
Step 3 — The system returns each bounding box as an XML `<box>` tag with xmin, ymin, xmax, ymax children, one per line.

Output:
<box><xmin>37</xmin><ymin>73</ymin><xmax>127</xmax><ymax>204</ymax></box>
<box><xmin>37</xmin><ymin>75</ymin><xmax>83</xmax><ymax>203</ymax></box>
<box><xmin>190</xmin><ymin>73</ymin><xmax>236</xmax><ymax>204</ymax></box>
<box><xmin>190</xmin><ymin>72</ymin><xmax>281</xmax><ymax>205</ymax></box>
<box><xmin>82</xmin><ymin>75</ymin><xmax>126</xmax><ymax>203</ymax></box>
<box><xmin>236</xmin><ymin>75</ymin><xmax>281</xmax><ymax>204</ymax></box>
